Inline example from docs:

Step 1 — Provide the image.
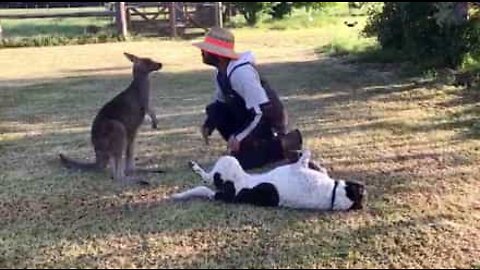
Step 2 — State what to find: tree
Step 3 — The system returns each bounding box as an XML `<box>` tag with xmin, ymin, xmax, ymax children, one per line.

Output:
<box><xmin>267</xmin><ymin>2</ymin><xmax>331</xmax><ymax>20</ymax></box>
<box><xmin>233</xmin><ymin>2</ymin><xmax>266</xmax><ymax>26</ymax></box>
<box><xmin>267</xmin><ymin>2</ymin><xmax>293</xmax><ymax>20</ymax></box>
<box><xmin>233</xmin><ymin>2</ymin><xmax>331</xmax><ymax>25</ymax></box>
<box><xmin>363</xmin><ymin>2</ymin><xmax>480</xmax><ymax>68</ymax></box>
<box><xmin>293</xmin><ymin>2</ymin><xmax>330</xmax><ymax>12</ymax></box>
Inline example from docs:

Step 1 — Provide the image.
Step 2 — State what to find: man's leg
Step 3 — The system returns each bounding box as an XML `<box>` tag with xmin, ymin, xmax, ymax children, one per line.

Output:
<box><xmin>232</xmin><ymin>121</ymin><xmax>283</xmax><ymax>170</ymax></box>
<box><xmin>234</xmin><ymin>126</ymin><xmax>303</xmax><ymax>170</ymax></box>
<box><xmin>234</xmin><ymin>139</ymin><xmax>283</xmax><ymax>170</ymax></box>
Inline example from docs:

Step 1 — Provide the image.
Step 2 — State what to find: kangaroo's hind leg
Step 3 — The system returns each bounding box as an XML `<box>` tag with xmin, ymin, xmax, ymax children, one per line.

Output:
<box><xmin>125</xmin><ymin>132</ymin><xmax>137</xmax><ymax>175</ymax></box>
<box><xmin>101</xmin><ymin>120</ymin><xmax>128</xmax><ymax>183</ymax></box>
<box><xmin>124</xmin><ymin>132</ymin><xmax>164</xmax><ymax>175</ymax></box>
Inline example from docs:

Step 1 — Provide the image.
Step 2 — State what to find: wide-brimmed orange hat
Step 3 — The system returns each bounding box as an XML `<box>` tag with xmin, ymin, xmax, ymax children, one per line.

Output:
<box><xmin>193</xmin><ymin>27</ymin><xmax>240</xmax><ymax>60</ymax></box>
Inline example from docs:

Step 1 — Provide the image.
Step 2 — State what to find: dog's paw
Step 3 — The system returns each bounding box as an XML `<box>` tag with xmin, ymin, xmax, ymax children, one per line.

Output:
<box><xmin>189</xmin><ymin>161</ymin><xmax>202</xmax><ymax>173</ymax></box>
<box><xmin>301</xmin><ymin>149</ymin><xmax>312</xmax><ymax>159</ymax></box>
<box><xmin>298</xmin><ymin>150</ymin><xmax>312</xmax><ymax>167</ymax></box>
<box><xmin>151</xmin><ymin>122</ymin><xmax>158</xmax><ymax>129</ymax></box>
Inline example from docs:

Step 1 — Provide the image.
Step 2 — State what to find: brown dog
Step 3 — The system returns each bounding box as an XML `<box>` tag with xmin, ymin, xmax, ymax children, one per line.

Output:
<box><xmin>60</xmin><ymin>52</ymin><xmax>162</xmax><ymax>184</ymax></box>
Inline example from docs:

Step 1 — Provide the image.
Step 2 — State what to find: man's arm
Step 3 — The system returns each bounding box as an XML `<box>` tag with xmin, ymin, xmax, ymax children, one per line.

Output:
<box><xmin>202</xmin><ymin>73</ymin><xmax>227</xmax><ymax>144</ymax></box>
<box><xmin>230</xmin><ymin>65</ymin><xmax>270</xmax><ymax>143</ymax></box>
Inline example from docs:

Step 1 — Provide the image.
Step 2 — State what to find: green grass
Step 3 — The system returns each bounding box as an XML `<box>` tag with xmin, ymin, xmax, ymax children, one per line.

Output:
<box><xmin>242</xmin><ymin>4</ymin><xmax>396</xmax><ymax>66</ymax></box>
<box><xmin>0</xmin><ymin>17</ymin><xmax>113</xmax><ymax>38</ymax></box>
<box><xmin>318</xmin><ymin>32</ymin><xmax>376</xmax><ymax>57</ymax></box>
<box><xmin>0</xmin><ymin>7</ymin><xmax>121</xmax><ymax>48</ymax></box>
<box><xmin>0</xmin><ymin>10</ymin><xmax>479</xmax><ymax>269</ymax></box>
<box><xmin>312</xmin><ymin>3</ymin><xmax>480</xmax><ymax>75</ymax></box>
<box><xmin>0</xmin><ymin>8</ymin><xmax>113</xmax><ymax>38</ymax></box>
<box><xmin>0</xmin><ymin>3</ymin><xmax>367</xmax><ymax>48</ymax></box>
<box><xmin>228</xmin><ymin>2</ymin><xmax>366</xmax><ymax>31</ymax></box>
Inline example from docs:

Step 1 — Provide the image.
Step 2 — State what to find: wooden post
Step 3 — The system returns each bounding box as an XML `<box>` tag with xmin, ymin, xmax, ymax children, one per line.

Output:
<box><xmin>454</xmin><ymin>2</ymin><xmax>469</xmax><ymax>22</ymax></box>
<box><xmin>169</xmin><ymin>2</ymin><xmax>177</xmax><ymax>37</ymax></box>
<box><xmin>214</xmin><ymin>2</ymin><xmax>223</xmax><ymax>28</ymax></box>
<box><xmin>126</xmin><ymin>6</ymin><xmax>131</xmax><ymax>27</ymax></box>
<box><xmin>115</xmin><ymin>2</ymin><xmax>128</xmax><ymax>39</ymax></box>
<box><xmin>226</xmin><ymin>2</ymin><xmax>233</xmax><ymax>22</ymax></box>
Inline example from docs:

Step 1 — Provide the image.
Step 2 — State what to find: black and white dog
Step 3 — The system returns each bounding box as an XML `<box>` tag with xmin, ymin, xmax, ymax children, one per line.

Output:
<box><xmin>171</xmin><ymin>150</ymin><xmax>366</xmax><ymax>211</ymax></box>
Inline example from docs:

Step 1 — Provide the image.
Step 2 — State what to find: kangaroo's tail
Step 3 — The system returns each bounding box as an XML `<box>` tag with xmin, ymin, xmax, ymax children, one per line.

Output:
<box><xmin>59</xmin><ymin>153</ymin><xmax>101</xmax><ymax>171</ymax></box>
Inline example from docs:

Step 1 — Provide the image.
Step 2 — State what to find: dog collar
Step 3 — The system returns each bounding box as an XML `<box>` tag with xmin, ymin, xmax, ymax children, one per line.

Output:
<box><xmin>330</xmin><ymin>180</ymin><xmax>339</xmax><ymax>210</ymax></box>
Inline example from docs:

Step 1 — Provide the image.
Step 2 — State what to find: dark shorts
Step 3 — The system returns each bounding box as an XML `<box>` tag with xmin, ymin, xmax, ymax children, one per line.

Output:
<box><xmin>204</xmin><ymin>101</ymin><xmax>284</xmax><ymax>170</ymax></box>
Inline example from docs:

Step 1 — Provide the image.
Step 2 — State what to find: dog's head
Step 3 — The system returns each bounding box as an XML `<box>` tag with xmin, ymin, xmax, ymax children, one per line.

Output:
<box><xmin>124</xmin><ymin>52</ymin><xmax>162</xmax><ymax>74</ymax></box>
<box><xmin>344</xmin><ymin>180</ymin><xmax>366</xmax><ymax>210</ymax></box>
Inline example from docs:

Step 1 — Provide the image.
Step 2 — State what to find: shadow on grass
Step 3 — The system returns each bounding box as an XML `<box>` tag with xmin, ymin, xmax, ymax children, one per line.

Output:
<box><xmin>0</xmin><ymin>55</ymin><xmax>478</xmax><ymax>267</ymax></box>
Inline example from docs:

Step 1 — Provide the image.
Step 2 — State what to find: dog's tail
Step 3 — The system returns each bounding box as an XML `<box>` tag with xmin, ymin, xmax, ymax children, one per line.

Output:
<box><xmin>171</xmin><ymin>186</ymin><xmax>216</xmax><ymax>201</ymax></box>
<box><xmin>59</xmin><ymin>154</ymin><xmax>101</xmax><ymax>171</ymax></box>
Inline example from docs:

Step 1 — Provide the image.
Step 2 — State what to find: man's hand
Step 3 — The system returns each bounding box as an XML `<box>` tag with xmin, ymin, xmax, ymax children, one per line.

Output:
<box><xmin>151</xmin><ymin>119</ymin><xmax>158</xmax><ymax>129</ymax></box>
<box><xmin>147</xmin><ymin>109</ymin><xmax>158</xmax><ymax>130</ymax></box>
<box><xmin>228</xmin><ymin>136</ymin><xmax>241</xmax><ymax>153</ymax></box>
<box><xmin>201</xmin><ymin>125</ymin><xmax>212</xmax><ymax>145</ymax></box>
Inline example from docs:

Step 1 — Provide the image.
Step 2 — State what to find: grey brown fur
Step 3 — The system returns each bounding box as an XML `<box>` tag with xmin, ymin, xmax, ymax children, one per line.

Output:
<box><xmin>59</xmin><ymin>53</ymin><xmax>162</xmax><ymax>184</ymax></box>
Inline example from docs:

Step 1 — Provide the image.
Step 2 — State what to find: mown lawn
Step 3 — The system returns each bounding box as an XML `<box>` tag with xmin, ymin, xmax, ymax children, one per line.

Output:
<box><xmin>0</xmin><ymin>18</ymin><xmax>479</xmax><ymax>268</ymax></box>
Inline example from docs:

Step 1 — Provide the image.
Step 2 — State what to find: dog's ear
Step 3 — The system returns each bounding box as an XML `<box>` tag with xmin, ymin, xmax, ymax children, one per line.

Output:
<box><xmin>124</xmin><ymin>52</ymin><xmax>138</xmax><ymax>63</ymax></box>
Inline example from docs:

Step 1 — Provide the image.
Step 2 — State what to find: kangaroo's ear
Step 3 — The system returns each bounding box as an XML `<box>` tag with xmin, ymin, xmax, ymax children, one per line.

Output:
<box><xmin>124</xmin><ymin>52</ymin><xmax>138</xmax><ymax>63</ymax></box>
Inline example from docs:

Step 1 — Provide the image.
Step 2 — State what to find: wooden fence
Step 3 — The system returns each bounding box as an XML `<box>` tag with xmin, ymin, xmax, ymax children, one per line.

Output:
<box><xmin>0</xmin><ymin>2</ymin><xmax>223</xmax><ymax>38</ymax></box>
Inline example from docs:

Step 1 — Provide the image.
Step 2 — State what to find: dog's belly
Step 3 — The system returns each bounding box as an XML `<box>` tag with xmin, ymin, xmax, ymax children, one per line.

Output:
<box><xmin>263</xmin><ymin>170</ymin><xmax>333</xmax><ymax>210</ymax></box>
<box><xmin>278</xmin><ymin>188</ymin><xmax>327</xmax><ymax>209</ymax></box>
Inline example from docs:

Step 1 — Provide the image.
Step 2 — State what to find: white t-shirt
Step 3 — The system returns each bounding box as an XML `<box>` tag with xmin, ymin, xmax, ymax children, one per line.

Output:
<box><xmin>213</xmin><ymin>52</ymin><xmax>270</xmax><ymax>142</ymax></box>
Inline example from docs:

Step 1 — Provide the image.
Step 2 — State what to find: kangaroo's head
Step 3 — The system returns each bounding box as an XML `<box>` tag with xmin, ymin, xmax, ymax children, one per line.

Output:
<box><xmin>124</xmin><ymin>52</ymin><xmax>162</xmax><ymax>76</ymax></box>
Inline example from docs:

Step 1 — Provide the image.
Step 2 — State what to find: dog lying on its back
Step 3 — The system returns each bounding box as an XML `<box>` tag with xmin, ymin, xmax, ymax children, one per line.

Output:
<box><xmin>60</xmin><ymin>52</ymin><xmax>163</xmax><ymax>184</ymax></box>
<box><xmin>171</xmin><ymin>150</ymin><xmax>366</xmax><ymax>211</ymax></box>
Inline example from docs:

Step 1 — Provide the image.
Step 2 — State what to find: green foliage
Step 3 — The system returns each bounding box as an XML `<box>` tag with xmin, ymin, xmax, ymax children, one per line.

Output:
<box><xmin>363</xmin><ymin>2</ymin><xmax>480</xmax><ymax>69</ymax></box>
<box><xmin>0</xmin><ymin>34</ymin><xmax>128</xmax><ymax>49</ymax></box>
<box><xmin>232</xmin><ymin>2</ymin><xmax>267</xmax><ymax>26</ymax></box>
<box><xmin>267</xmin><ymin>2</ymin><xmax>294</xmax><ymax>20</ymax></box>
<box><xmin>232</xmin><ymin>2</ymin><xmax>331</xmax><ymax>25</ymax></box>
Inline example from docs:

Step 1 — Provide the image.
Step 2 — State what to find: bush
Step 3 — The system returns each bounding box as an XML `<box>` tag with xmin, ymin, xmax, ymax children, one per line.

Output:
<box><xmin>363</xmin><ymin>2</ymin><xmax>480</xmax><ymax>69</ymax></box>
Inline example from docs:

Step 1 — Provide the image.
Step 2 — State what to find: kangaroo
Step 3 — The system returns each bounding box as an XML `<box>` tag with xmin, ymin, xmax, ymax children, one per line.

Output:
<box><xmin>59</xmin><ymin>52</ymin><xmax>163</xmax><ymax>184</ymax></box>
